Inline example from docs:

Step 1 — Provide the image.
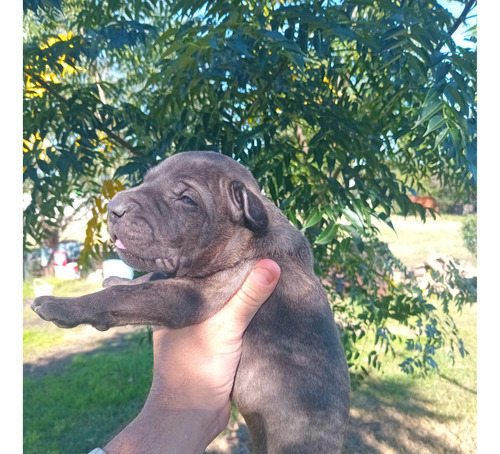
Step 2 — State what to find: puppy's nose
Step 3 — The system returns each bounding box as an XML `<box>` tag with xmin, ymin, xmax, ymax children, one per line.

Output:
<box><xmin>108</xmin><ymin>196</ymin><xmax>128</xmax><ymax>219</ymax></box>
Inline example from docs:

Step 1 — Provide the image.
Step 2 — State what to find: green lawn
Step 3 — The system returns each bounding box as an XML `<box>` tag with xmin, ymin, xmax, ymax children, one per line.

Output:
<box><xmin>346</xmin><ymin>214</ymin><xmax>477</xmax><ymax>453</ymax></box>
<box><xmin>23</xmin><ymin>214</ymin><xmax>476</xmax><ymax>454</ymax></box>
<box><xmin>345</xmin><ymin>303</ymin><xmax>476</xmax><ymax>453</ymax></box>
<box><xmin>376</xmin><ymin>214</ymin><xmax>476</xmax><ymax>269</ymax></box>
<box><xmin>24</xmin><ymin>333</ymin><xmax>153</xmax><ymax>453</ymax></box>
<box><xmin>23</xmin><ymin>280</ymin><xmax>154</xmax><ymax>454</ymax></box>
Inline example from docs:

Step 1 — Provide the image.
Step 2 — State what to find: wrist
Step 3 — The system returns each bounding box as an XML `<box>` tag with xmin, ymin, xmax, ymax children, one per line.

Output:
<box><xmin>145</xmin><ymin>396</ymin><xmax>225</xmax><ymax>452</ymax></box>
<box><xmin>104</xmin><ymin>399</ymin><xmax>224</xmax><ymax>454</ymax></box>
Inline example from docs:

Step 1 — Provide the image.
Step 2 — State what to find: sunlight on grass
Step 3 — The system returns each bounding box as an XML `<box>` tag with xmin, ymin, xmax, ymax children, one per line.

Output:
<box><xmin>347</xmin><ymin>304</ymin><xmax>476</xmax><ymax>453</ymax></box>
<box><xmin>23</xmin><ymin>277</ymin><xmax>103</xmax><ymax>299</ymax></box>
<box><xmin>376</xmin><ymin>215</ymin><xmax>476</xmax><ymax>269</ymax></box>
<box><xmin>24</xmin><ymin>341</ymin><xmax>153</xmax><ymax>454</ymax></box>
<box><xmin>23</xmin><ymin>328</ymin><xmax>65</xmax><ymax>360</ymax></box>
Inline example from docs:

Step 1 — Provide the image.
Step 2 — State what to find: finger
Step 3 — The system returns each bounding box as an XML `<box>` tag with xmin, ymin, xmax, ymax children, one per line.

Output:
<box><xmin>215</xmin><ymin>259</ymin><xmax>281</xmax><ymax>332</ymax></box>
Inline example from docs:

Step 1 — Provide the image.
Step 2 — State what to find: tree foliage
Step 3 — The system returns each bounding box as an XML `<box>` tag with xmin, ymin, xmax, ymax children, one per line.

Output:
<box><xmin>23</xmin><ymin>0</ymin><xmax>477</xmax><ymax>380</ymax></box>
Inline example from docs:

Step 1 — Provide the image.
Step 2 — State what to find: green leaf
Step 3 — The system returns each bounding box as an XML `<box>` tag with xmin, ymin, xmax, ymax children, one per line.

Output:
<box><xmin>449</xmin><ymin>127</ymin><xmax>462</xmax><ymax>151</ymax></box>
<box><xmin>424</xmin><ymin>114</ymin><xmax>446</xmax><ymax>136</ymax></box>
<box><xmin>415</xmin><ymin>90</ymin><xmax>444</xmax><ymax>128</ymax></box>
<box><xmin>444</xmin><ymin>84</ymin><xmax>468</xmax><ymax>112</ymax></box>
<box><xmin>303</xmin><ymin>209</ymin><xmax>323</xmax><ymax>230</ymax></box>
<box><xmin>434</xmin><ymin>126</ymin><xmax>448</xmax><ymax>149</ymax></box>
<box><xmin>342</xmin><ymin>207</ymin><xmax>364</xmax><ymax>232</ymax></box>
<box><xmin>315</xmin><ymin>223</ymin><xmax>339</xmax><ymax>245</ymax></box>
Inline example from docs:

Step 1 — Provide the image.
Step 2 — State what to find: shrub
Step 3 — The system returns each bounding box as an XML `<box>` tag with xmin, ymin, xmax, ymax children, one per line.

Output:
<box><xmin>462</xmin><ymin>215</ymin><xmax>477</xmax><ymax>256</ymax></box>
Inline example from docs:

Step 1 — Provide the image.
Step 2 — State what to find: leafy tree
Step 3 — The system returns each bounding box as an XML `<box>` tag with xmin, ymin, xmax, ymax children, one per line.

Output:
<box><xmin>23</xmin><ymin>0</ymin><xmax>477</xmax><ymax>380</ymax></box>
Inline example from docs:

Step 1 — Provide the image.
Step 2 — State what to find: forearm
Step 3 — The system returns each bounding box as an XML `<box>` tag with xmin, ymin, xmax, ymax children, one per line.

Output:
<box><xmin>104</xmin><ymin>404</ymin><xmax>222</xmax><ymax>454</ymax></box>
<box><xmin>102</xmin><ymin>260</ymin><xmax>280</xmax><ymax>454</ymax></box>
<box><xmin>104</xmin><ymin>327</ymin><xmax>228</xmax><ymax>454</ymax></box>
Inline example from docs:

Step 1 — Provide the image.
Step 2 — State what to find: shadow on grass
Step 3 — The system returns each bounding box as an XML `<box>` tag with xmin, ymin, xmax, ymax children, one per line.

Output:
<box><xmin>438</xmin><ymin>373</ymin><xmax>477</xmax><ymax>395</ymax></box>
<box><xmin>344</xmin><ymin>377</ymin><xmax>463</xmax><ymax>454</ymax></box>
<box><xmin>24</xmin><ymin>333</ymin><xmax>465</xmax><ymax>454</ymax></box>
<box><xmin>23</xmin><ymin>329</ymin><xmax>151</xmax><ymax>379</ymax></box>
<box><xmin>24</xmin><ymin>332</ymin><xmax>153</xmax><ymax>454</ymax></box>
<box><xmin>207</xmin><ymin>376</ymin><xmax>465</xmax><ymax>454</ymax></box>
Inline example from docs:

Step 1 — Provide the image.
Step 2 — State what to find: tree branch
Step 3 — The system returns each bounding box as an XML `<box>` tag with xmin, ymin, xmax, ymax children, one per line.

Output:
<box><xmin>436</xmin><ymin>0</ymin><xmax>476</xmax><ymax>51</ymax></box>
<box><xmin>24</xmin><ymin>69</ymin><xmax>142</xmax><ymax>155</ymax></box>
<box><xmin>237</xmin><ymin>58</ymin><xmax>289</xmax><ymax>129</ymax></box>
<box><xmin>293</xmin><ymin>121</ymin><xmax>309</xmax><ymax>154</ymax></box>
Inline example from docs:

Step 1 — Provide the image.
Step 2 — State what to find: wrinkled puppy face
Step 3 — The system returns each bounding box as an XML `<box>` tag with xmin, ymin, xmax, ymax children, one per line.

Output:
<box><xmin>107</xmin><ymin>151</ymin><xmax>268</xmax><ymax>277</ymax></box>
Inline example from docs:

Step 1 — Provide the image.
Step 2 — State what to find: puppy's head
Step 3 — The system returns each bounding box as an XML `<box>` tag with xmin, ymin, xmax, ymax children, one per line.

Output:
<box><xmin>107</xmin><ymin>151</ymin><xmax>268</xmax><ymax>276</ymax></box>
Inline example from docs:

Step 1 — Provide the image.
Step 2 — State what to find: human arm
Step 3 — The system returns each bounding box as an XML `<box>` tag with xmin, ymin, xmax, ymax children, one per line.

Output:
<box><xmin>103</xmin><ymin>259</ymin><xmax>281</xmax><ymax>454</ymax></box>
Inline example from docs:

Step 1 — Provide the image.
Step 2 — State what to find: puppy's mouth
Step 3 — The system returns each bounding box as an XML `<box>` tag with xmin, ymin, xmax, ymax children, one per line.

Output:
<box><xmin>114</xmin><ymin>237</ymin><xmax>127</xmax><ymax>250</ymax></box>
<box><xmin>110</xmin><ymin>231</ymin><xmax>180</xmax><ymax>275</ymax></box>
<box><xmin>109</xmin><ymin>229</ymin><xmax>127</xmax><ymax>250</ymax></box>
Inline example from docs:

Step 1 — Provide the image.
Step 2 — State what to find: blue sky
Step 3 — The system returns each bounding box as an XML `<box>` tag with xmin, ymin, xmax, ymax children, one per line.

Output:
<box><xmin>438</xmin><ymin>0</ymin><xmax>477</xmax><ymax>49</ymax></box>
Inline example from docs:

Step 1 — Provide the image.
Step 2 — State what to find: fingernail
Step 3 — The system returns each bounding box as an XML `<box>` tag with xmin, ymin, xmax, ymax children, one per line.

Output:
<box><xmin>253</xmin><ymin>267</ymin><xmax>275</xmax><ymax>286</ymax></box>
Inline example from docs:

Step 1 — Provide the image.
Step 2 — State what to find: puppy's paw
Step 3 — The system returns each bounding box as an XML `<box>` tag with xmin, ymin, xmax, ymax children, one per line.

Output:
<box><xmin>32</xmin><ymin>296</ymin><xmax>115</xmax><ymax>331</ymax></box>
<box><xmin>31</xmin><ymin>296</ymin><xmax>80</xmax><ymax>329</ymax></box>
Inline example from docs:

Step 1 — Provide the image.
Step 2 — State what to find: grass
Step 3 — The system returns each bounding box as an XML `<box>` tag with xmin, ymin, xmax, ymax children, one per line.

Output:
<box><xmin>346</xmin><ymin>214</ymin><xmax>477</xmax><ymax>453</ymax></box>
<box><xmin>23</xmin><ymin>214</ymin><xmax>476</xmax><ymax>453</ymax></box>
<box><xmin>346</xmin><ymin>304</ymin><xmax>476</xmax><ymax>453</ymax></box>
<box><xmin>23</xmin><ymin>328</ymin><xmax>66</xmax><ymax>361</ymax></box>
<box><xmin>376</xmin><ymin>214</ymin><xmax>476</xmax><ymax>269</ymax></box>
<box><xmin>23</xmin><ymin>277</ymin><xmax>154</xmax><ymax>454</ymax></box>
<box><xmin>24</xmin><ymin>335</ymin><xmax>153</xmax><ymax>454</ymax></box>
<box><xmin>23</xmin><ymin>277</ymin><xmax>103</xmax><ymax>300</ymax></box>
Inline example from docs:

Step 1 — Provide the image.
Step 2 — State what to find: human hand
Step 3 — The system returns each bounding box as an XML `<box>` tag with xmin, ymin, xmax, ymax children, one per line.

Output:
<box><xmin>104</xmin><ymin>259</ymin><xmax>281</xmax><ymax>454</ymax></box>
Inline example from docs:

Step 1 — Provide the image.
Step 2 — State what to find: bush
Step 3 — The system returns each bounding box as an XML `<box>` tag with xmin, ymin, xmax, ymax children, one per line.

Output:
<box><xmin>462</xmin><ymin>215</ymin><xmax>477</xmax><ymax>256</ymax></box>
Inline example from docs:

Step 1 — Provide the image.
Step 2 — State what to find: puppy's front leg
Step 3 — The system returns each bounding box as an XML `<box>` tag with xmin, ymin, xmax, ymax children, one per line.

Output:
<box><xmin>31</xmin><ymin>279</ymin><xmax>211</xmax><ymax>331</ymax></box>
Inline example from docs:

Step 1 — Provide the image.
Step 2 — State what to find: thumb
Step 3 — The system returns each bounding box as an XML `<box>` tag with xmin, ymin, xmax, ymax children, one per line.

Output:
<box><xmin>217</xmin><ymin>259</ymin><xmax>281</xmax><ymax>333</ymax></box>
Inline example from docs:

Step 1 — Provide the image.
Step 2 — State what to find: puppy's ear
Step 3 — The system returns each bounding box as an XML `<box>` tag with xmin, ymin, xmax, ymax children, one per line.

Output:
<box><xmin>229</xmin><ymin>181</ymin><xmax>268</xmax><ymax>234</ymax></box>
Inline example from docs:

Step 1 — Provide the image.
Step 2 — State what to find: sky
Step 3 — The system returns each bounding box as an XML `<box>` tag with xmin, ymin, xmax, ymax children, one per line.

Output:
<box><xmin>438</xmin><ymin>0</ymin><xmax>477</xmax><ymax>49</ymax></box>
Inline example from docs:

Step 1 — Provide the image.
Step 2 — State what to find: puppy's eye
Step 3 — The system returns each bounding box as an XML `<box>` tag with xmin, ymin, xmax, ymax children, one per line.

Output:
<box><xmin>180</xmin><ymin>195</ymin><xmax>197</xmax><ymax>206</ymax></box>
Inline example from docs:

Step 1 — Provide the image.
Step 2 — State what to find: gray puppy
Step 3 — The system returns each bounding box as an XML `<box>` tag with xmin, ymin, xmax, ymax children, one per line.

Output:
<box><xmin>32</xmin><ymin>151</ymin><xmax>350</xmax><ymax>453</ymax></box>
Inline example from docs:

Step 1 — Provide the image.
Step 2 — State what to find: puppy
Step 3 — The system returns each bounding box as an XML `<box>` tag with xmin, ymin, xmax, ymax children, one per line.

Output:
<box><xmin>33</xmin><ymin>151</ymin><xmax>350</xmax><ymax>453</ymax></box>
